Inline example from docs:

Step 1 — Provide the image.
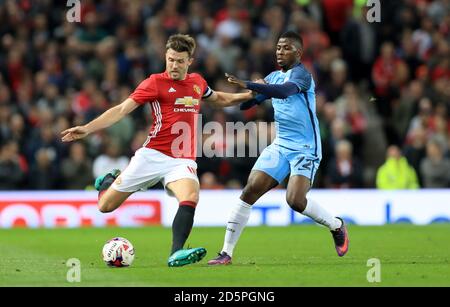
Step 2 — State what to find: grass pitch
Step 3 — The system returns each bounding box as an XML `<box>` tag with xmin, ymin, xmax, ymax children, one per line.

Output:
<box><xmin>0</xmin><ymin>225</ymin><xmax>449</xmax><ymax>286</ymax></box>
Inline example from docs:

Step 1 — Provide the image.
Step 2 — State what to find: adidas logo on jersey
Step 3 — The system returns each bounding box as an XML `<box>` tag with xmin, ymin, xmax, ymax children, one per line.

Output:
<box><xmin>168</xmin><ymin>87</ymin><xmax>176</xmax><ymax>93</ymax></box>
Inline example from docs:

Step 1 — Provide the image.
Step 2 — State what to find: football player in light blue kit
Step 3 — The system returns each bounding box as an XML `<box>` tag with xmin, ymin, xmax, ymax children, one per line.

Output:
<box><xmin>209</xmin><ymin>31</ymin><xmax>349</xmax><ymax>265</ymax></box>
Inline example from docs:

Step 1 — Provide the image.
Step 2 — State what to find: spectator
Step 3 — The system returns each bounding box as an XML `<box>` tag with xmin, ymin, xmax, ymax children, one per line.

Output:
<box><xmin>341</xmin><ymin>5</ymin><xmax>376</xmax><ymax>82</ymax></box>
<box><xmin>215</xmin><ymin>5</ymin><xmax>243</xmax><ymax>41</ymax></box>
<box><xmin>0</xmin><ymin>104</ymin><xmax>12</xmax><ymax>143</ymax></box>
<box><xmin>211</xmin><ymin>34</ymin><xmax>241</xmax><ymax>73</ymax></box>
<box><xmin>335</xmin><ymin>83</ymin><xmax>367</xmax><ymax>158</ymax></box>
<box><xmin>28</xmin><ymin>148</ymin><xmax>59</xmax><ymax>189</ymax></box>
<box><xmin>392</xmin><ymin>80</ymin><xmax>424</xmax><ymax>141</ymax></box>
<box><xmin>8</xmin><ymin>113</ymin><xmax>27</xmax><ymax>150</ymax></box>
<box><xmin>106</xmin><ymin>104</ymin><xmax>135</xmax><ymax>149</ymax></box>
<box><xmin>376</xmin><ymin>145</ymin><xmax>419</xmax><ymax>190</ymax></box>
<box><xmin>406</xmin><ymin>97</ymin><xmax>434</xmax><ymax>140</ymax></box>
<box><xmin>61</xmin><ymin>142</ymin><xmax>94</xmax><ymax>189</ymax></box>
<box><xmin>25</xmin><ymin>124</ymin><xmax>64</xmax><ymax>166</ymax></box>
<box><xmin>225</xmin><ymin>179</ymin><xmax>243</xmax><ymax>189</ymax></box>
<box><xmin>323</xmin><ymin>117</ymin><xmax>350</xmax><ymax>164</ymax></box>
<box><xmin>371</xmin><ymin>42</ymin><xmax>409</xmax><ymax>117</ymax></box>
<box><xmin>403</xmin><ymin>126</ymin><xmax>427</xmax><ymax>185</ymax></box>
<box><xmin>69</xmin><ymin>11</ymin><xmax>108</xmax><ymax>55</ymax></box>
<box><xmin>420</xmin><ymin>138</ymin><xmax>450</xmax><ymax>188</ymax></box>
<box><xmin>325</xmin><ymin>140</ymin><xmax>363</xmax><ymax>188</ymax></box>
<box><xmin>322</xmin><ymin>0</ymin><xmax>353</xmax><ymax>45</ymax></box>
<box><xmin>412</xmin><ymin>17</ymin><xmax>434</xmax><ymax>60</ymax></box>
<box><xmin>322</xmin><ymin>58</ymin><xmax>348</xmax><ymax>102</ymax></box>
<box><xmin>92</xmin><ymin>139</ymin><xmax>129</xmax><ymax>178</ymax></box>
<box><xmin>200</xmin><ymin>172</ymin><xmax>225</xmax><ymax>189</ymax></box>
<box><xmin>0</xmin><ymin>140</ymin><xmax>26</xmax><ymax>190</ymax></box>
<box><xmin>399</xmin><ymin>31</ymin><xmax>423</xmax><ymax>81</ymax></box>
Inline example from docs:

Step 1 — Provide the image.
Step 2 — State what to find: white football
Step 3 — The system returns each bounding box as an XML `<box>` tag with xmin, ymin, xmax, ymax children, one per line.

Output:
<box><xmin>102</xmin><ymin>237</ymin><xmax>135</xmax><ymax>267</ymax></box>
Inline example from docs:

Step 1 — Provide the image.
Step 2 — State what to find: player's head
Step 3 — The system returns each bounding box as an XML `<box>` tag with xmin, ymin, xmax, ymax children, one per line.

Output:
<box><xmin>165</xmin><ymin>34</ymin><xmax>196</xmax><ymax>80</ymax></box>
<box><xmin>276</xmin><ymin>31</ymin><xmax>303</xmax><ymax>71</ymax></box>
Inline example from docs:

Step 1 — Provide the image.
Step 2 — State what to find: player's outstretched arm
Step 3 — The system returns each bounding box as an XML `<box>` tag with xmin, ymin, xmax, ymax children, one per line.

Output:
<box><xmin>61</xmin><ymin>98</ymin><xmax>139</xmax><ymax>142</ymax></box>
<box><xmin>204</xmin><ymin>90</ymin><xmax>255</xmax><ymax>108</ymax></box>
<box><xmin>226</xmin><ymin>73</ymin><xmax>299</xmax><ymax>99</ymax></box>
<box><xmin>222</xmin><ymin>74</ymin><xmax>269</xmax><ymax>110</ymax></box>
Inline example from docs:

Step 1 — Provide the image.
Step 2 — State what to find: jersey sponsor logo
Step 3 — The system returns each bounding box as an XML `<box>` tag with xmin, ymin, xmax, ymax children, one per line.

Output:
<box><xmin>173</xmin><ymin>108</ymin><xmax>198</xmax><ymax>113</ymax></box>
<box><xmin>193</xmin><ymin>85</ymin><xmax>201</xmax><ymax>95</ymax></box>
<box><xmin>175</xmin><ymin>96</ymin><xmax>199</xmax><ymax>107</ymax></box>
<box><xmin>174</xmin><ymin>96</ymin><xmax>199</xmax><ymax>112</ymax></box>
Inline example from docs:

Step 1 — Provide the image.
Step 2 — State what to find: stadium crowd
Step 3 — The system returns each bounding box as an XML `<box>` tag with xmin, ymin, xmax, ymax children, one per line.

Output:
<box><xmin>0</xmin><ymin>0</ymin><xmax>449</xmax><ymax>190</ymax></box>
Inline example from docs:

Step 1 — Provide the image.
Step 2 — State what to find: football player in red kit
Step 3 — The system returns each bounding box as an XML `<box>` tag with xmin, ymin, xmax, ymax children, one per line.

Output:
<box><xmin>61</xmin><ymin>34</ymin><xmax>254</xmax><ymax>267</ymax></box>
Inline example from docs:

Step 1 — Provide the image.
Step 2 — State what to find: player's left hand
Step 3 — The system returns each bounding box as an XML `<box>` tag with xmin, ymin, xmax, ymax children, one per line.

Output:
<box><xmin>225</xmin><ymin>73</ymin><xmax>246</xmax><ymax>88</ymax></box>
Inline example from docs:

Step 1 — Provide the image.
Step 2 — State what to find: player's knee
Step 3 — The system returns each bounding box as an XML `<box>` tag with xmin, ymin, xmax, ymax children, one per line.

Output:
<box><xmin>286</xmin><ymin>193</ymin><xmax>307</xmax><ymax>213</ymax></box>
<box><xmin>183</xmin><ymin>191</ymin><xmax>199</xmax><ymax>204</ymax></box>
<box><xmin>98</xmin><ymin>199</ymin><xmax>115</xmax><ymax>213</ymax></box>
<box><xmin>245</xmin><ymin>175</ymin><xmax>270</xmax><ymax>195</ymax></box>
<box><xmin>98</xmin><ymin>204</ymin><xmax>110</xmax><ymax>213</ymax></box>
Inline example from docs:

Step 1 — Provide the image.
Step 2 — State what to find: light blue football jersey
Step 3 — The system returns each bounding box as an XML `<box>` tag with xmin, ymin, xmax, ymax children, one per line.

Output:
<box><xmin>264</xmin><ymin>63</ymin><xmax>322</xmax><ymax>160</ymax></box>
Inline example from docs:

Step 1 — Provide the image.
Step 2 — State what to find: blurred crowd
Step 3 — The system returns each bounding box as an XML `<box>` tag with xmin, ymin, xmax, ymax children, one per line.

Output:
<box><xmin>0</xmin><ymin>0</ymin><xmax>449</xmax><ymax>190</ymax></box>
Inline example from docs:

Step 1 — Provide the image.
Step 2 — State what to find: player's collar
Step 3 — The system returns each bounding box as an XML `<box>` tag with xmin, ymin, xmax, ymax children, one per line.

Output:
<box><xmin>280</xmin><ymin>62</ymin><xmax>302</xmax><ymax>73</ymax></box>
<box><xmin>290</xmin><ymin>62</ymin><xmax>302</xmax><ymax>69</ymax></box>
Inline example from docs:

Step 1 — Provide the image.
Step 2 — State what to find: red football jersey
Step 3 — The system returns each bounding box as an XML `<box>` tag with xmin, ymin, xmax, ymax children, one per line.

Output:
<box><xmin>129</xmin><ymin>72</ymin><xmax>212</xmax><ymax>160</ymax></box>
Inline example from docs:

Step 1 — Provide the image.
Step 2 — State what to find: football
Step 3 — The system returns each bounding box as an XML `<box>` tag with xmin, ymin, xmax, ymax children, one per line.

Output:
<box><xmin>102</xmin><ymin>237</ymin><xmax>135</xmax><ymax>267</ymax></box>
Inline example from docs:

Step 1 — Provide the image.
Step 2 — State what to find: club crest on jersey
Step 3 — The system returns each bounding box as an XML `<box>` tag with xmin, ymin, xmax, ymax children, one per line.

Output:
<box><xmin>193</xmin><ymin>85</ymin><xmax>201</xmax><ymax>95</ymax></box>
<box><xmin>174</xmin><ymin>96</ymin><xmax>199</xmax><ymax>112</ymax></box>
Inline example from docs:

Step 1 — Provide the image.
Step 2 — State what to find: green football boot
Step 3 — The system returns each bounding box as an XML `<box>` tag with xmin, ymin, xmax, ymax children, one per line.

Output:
<box><xmin>168</xmin><ymin>247</ymin><xmax>207</xmax><ymax>267</ymax></box>
<box><xmin>94</xmin><ymin>169</ymin><xmax>121</xmax><ymax>191</ymax></box>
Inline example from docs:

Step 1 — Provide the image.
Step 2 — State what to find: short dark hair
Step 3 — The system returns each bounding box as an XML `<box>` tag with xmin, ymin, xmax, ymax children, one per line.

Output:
<box><xmin>166</xmin><ymin>34</ymin><xmax>196</xmax><ymax>57</ymax></box>
<box><xmin>279</xmin><ymin>31</ymin><xmax>303</xmax><ymax>49</ymax></box>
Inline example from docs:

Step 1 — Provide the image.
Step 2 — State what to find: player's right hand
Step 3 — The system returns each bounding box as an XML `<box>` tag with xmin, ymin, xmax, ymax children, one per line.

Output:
<box><xmin>225</xmin><ymin>73</ymin><xmax>246</xmax><ymax>88</ymax></box>
<box><xmin>61</xmin><ymin>126</ymin><xmax>90</xmax><ymax>142</ymax></box>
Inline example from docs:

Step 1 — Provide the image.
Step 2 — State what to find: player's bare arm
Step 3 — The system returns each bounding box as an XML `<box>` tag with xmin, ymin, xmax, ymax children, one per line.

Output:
<box><xmin>205</xmin><ymin>89</ymin><xmax>255</xmax><ymax>108</ymax></box>
<box><xmin>61</xmin><ymin>98</ymin><xmax>139</xmax><ymax>142</ymax></box>
<box><xmin>226</xmin><ymin>73</ymin><xmax>267</xmax><ymax>86</ymax></box>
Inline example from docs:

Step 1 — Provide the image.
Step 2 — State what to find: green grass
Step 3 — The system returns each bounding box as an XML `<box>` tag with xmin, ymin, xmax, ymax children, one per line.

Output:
<box><xmin>0</xmin><ymin>225</ymin><xmax>449</xmax><ymax>286</ymax></box>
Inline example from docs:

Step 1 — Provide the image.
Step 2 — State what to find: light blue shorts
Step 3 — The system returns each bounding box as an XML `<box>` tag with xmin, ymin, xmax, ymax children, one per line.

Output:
<box><xmin>252</xmin><ymin>143</ymin><xmax>321</xmax><ymax>184</ymax></box>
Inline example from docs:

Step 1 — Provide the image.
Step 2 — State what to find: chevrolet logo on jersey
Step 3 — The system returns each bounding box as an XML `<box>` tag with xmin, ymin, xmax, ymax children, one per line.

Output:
<box><xmin>174</xmin><ymin>96</ymin><xmax>199</xmax><ymax>112</ymax></box>
<box><xmin>175</xmin><ymin>97</ymin><xmax>199</xmax><ymax>107</ymax></box>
